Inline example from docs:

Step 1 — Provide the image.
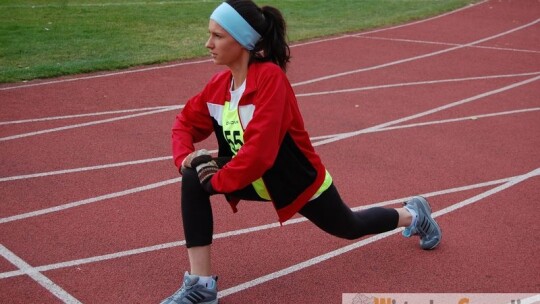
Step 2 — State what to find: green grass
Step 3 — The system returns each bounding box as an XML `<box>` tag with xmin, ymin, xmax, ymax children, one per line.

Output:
<box><xmin>0</xmin><ymin>0</ymin><xmax>475</xmax><ymax>83</ymax></box>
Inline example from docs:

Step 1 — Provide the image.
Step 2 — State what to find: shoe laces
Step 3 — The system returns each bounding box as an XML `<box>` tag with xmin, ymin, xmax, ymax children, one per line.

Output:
<box><xmin>171</xmin><ymin>277</ymin><xmax>197</xmax><ymax>299</ymax></box>
<box><xmin>402</xmin><ymin>198</ymin><xmax>432</xmax><ymax>238</ymax></box>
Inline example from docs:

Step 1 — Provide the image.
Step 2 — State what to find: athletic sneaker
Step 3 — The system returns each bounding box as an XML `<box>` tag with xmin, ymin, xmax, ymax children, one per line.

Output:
<box><xmin>160</xmin><ymin>271</ymin><xmax>218</xmax><ymax>304</ymax></box>
<box><xmin>402</xmin><ymin>196</ymin><xmax>442</xmax><ymax>250</ymax></box>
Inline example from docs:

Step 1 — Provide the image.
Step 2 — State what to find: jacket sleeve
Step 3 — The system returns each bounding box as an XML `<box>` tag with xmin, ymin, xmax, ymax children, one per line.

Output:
<box><xmin>171</xmin><ymin>90</ymin><xmax>214</xmax><ymax>170</ymax></box>
<box><xmin>210</xmin><ymin>67</ymin><xmax>293</xmax><ymax>193</ymax></box>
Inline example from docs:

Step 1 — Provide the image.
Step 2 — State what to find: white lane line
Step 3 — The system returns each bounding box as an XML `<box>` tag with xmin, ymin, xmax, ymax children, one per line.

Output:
<box><xmin>432</xmin><ymin>167</ymin><xmax>540</xmax><ymax>217</ymax></box>
<box><xmin>311</xmin><ymin>75</ymin><xmax>540</xmax><ymax>147</ymax></box>
<box><xmin>378</xmin><ymin>107</ymin><xmax>540</xmax><ymax>132</ymax></box>
<box><xmin>2</xmin><ymin>106</ymin><xmax>538</xmax><ymax>183</ymax></box>
<box><xmin>0</xmin><ymin>149</ymin><xmax>217</xmax><ymax>182</ymax></box>
<box><xmin>0</xmin><ymin>1</ymin><xmax>488</xmax><ymax>91</ymax></box>
<box><xmin>0</xmin><ymin>178</ymin><xmax>181</xmax><ymax>224</ymax></box>
<box><xmin>0</xmin><ymin>105</ymin><xmax>178</xmax><ymax>126</ymax></box>
<box><xmin>356</xmin><ymin>35</ymin><xmax>540</xmax><ymax>54</ymax></box>
<box><xmin>1</xmin><ymin>77</ymin><xmax>537</xmax><ymax>221</ymax></box>
<box><xmin>2</xmin><ymin>12</ymin><xmax>527</xmax><ymax>139</ymax></box>
<box><xmin>292</xmin><ymin>19</ymin><xmax>540</xmax><ymax>87</ymax></box>
<box><xmin>5</xmin><ymin>71</ymin><xmax>535</xmax><ymax>128</ymax></box>
<box><xmin>351</xmin><ymin>1</ymin><xmax>489</xmax><ymax>37</ymax></box>
<box><xmin>295</xmin><ymin>72</ymin><xmax>540</xmax><ymax>97</ymax></box>
<box><xmin>518</xmin><ymin>294</ymin><xmax>540</xmax><ymax>304</ymax></box>
<box><xmin>0</xmin><ymin>244</ymin><xmax>82</xmax><ymax>303</ymax></box>
<box><xmin>0</xmin><ymin>106</ymin><xmax>182</xmax><ymax>142</ymax></box>
<box><xmin>0</xmin><ymin>156</ymin><xmax>172</xmax><ymax>182</ymax></box>
<box><xmin>0</xmin><ymin>173</ymin><xmax>519</xmax><ymax>279</ymax></box>
<box><xmin>0</xmin><ymin>59</ymin><xmax>213</xmax><ymax>91</ymax></box>
<box><xmin>294</xmin><ymin>0</ymin><xmax>487</xmax><ymax>49</ymax></box>
<box><xmin>218</xmin><ymin>167</ymin><xmax>540</xmax><ymax>298</ymax></box>
<box><xmin>1</xmin><ymin>71</ymin><xmax>534</xmax><ymax>145</ymax></box>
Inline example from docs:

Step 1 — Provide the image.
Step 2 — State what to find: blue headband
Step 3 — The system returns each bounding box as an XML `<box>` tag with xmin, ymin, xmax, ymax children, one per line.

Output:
<box><xmin>210</xmin><ymin>2</ymin><xmax>261</xmax><ymax>50</ymax></box>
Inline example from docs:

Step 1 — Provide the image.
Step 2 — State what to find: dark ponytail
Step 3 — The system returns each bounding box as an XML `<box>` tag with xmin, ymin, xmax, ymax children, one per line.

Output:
<box><xmin>226</xmin><ymin>0</ymin><xmax>291</xmax><ymax>71</ymax></box>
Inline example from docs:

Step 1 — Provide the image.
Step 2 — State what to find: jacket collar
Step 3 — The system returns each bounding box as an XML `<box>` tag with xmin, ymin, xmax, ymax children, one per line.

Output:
<box><xmin>223</xmin><ymin>63</ymin><xmax>261</xmax><ymax>99</ymax></box>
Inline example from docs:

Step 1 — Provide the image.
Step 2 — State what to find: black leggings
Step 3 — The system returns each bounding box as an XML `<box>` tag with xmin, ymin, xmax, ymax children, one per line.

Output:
<box><xmin>181</xmin><ymin>168</ymin><xmax>399</xmax><ymax>248</ymax></box>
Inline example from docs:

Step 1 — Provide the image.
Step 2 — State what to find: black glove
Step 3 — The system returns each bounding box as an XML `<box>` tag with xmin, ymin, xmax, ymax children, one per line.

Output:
<box><xmin>191</xmin><ymin>155</ymin><xmax>218</xmax><ymax>194</ymax></box>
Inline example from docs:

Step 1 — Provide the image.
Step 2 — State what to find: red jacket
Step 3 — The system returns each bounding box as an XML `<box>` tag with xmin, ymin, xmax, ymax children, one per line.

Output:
<box><xmin>172</xmin><ymin>62</ymin><xmax>327</xmax><ymax>223</ymax></box>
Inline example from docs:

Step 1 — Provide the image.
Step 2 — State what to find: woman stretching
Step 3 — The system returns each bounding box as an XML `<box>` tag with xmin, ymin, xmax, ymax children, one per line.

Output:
<box><xmin>163</xmin><ymin>1</ymin><xmax>442</xmax><ymax>303</ymax></box>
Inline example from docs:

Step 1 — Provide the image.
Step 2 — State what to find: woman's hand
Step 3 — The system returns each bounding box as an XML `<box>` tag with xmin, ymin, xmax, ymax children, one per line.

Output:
<box><xmin>181</xmin><ymin>149</ymin><xmax>218</xmax><ymax>194</ymax></box>
<box><xmin>181</xmin><ymin>149</ymin><xmax>212</xmax><ymax>173</ymax></box>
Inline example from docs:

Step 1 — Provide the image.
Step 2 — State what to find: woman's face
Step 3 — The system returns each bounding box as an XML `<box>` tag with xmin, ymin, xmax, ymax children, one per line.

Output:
<box><xmin>205</xmin><ymin>20</ymin><xmax>247</xmax><ymax>67</ymax></box>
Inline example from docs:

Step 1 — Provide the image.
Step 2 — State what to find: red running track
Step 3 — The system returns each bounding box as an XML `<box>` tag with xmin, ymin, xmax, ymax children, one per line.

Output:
<box><xmin>1</xmin><ymin>1</ymin><xmax>539</xmax><ymax>303</ymax></box>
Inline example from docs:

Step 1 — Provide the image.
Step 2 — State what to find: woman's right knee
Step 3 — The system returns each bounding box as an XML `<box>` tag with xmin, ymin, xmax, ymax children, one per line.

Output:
<box><xmin>181</xmin><ymin>168</ymin><xmax>210</xmax><ymax>206</ymax></box>
<box><xmin>181</xmin><ymin>168</ymin><xmax>202</xmax><ymax>188</ymax></box>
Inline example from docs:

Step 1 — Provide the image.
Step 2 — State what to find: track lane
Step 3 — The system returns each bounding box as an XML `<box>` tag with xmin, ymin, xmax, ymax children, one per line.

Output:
<box><xmin>1</xmin><ymin>0</ymin><xmax>539</xmax><ymax>302</ymax></box>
